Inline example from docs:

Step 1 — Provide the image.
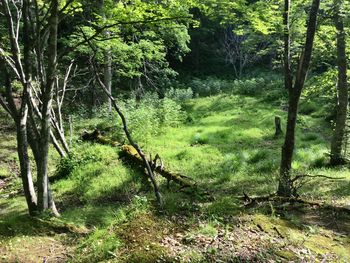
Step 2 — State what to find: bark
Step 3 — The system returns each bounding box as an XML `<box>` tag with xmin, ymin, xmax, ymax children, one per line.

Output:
<box><xmin>100</xmin><ymin>0</ymin><xmax>113</xmax><ymax>113</ymax></box>
<box><xmin>278</xmin><ymin>95</ymin><xmax>299</xmax><ymax>196</ymax></box>
<box><xmin>104</xmin><ymin>49</ymin><xmax>113</xmax><ymax>113</ymax></box>
<box><xmin>278</xmin><ymin>0</ymin><xmax>320</xmax><ymax>197</ymax></box>
<box><xmin>37</xmin><ymin>0</ymin><xmax>58</xmax><ymax>213</ymax></box>
<box><xmin>330</xmin><ymin>0</ymin><xmax>348</xmax><ymax>165</ymax></box>
<box><xmin>15</xmin><ymin>94</ymin><xmax>38</xmax><ymax>216</ymax></box>
<box><xmin>283</xmin><ymin>0</ymin><xmax>293</xmax><ymax>91</ymax></box>
<box><xmin>274</xmin><ymin>116</ymin><xmax>283</xmax><ymax>136</ymax></box>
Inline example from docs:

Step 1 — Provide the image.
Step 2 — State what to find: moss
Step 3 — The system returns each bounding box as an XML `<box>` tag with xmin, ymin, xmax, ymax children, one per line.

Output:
<box><xmin>276</xmin><ymin>250</ymin><xmax>298</xmax><ymax>260</ymax></box>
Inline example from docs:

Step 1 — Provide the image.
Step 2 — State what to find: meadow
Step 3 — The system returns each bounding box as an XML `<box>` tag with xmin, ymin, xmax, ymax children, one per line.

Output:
<box><xmin>0</xmin><ymin>79</ymin><xmax>350</xmax><ymax>262</ymax></box>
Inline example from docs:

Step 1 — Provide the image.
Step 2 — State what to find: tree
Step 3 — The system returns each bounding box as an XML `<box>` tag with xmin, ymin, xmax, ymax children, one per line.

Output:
<box><xmin>0</xmin><ymin>0</ymin><xmax>192</xmax><ymax>215</ymax></box>
<box><xmin>0</xmin><ymin>0</ymin><xmax>80</xmax><ymax>215</ymax></box>
<box><xmin>278</xmin><ymin>0</ymin><xmax>321</xmax><ymax>197</ymax></box>
<box><xmin>330</xmin><ymin>0</ymin><xmax>348</xmax><ymax>165</ymax></box>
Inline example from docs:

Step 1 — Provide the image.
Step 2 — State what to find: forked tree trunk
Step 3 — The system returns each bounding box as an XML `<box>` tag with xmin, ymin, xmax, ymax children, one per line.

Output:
<box><xmin>330</xmin><ymin>0</ymin><xmax>348</xmax><ymax>165</ymax></box>
<box><xmin>278</xmin><ymin>0</ymin><xmax>320</xmax><ymax>197</ymax></box>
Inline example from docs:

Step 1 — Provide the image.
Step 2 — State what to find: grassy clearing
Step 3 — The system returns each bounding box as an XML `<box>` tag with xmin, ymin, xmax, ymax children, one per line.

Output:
<box><xmin>0</xmin><ymin>89</ymin><xmax>349</xmax><ymax>262</ymax></box>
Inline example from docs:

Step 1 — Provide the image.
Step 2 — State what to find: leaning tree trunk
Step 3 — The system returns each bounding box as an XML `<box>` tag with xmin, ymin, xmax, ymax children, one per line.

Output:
<box><xmin>15</xmin><ymin>96</ymin><xmax>38</xmax><ymax>216</ymax></box>
<box><xmin>278</xmin><ymin>0</ymin><xmax>320</xmax><ymax>197</ymax></box>
<box><xmin>330</xmin><ymin>0</ymin><xmax>348</xmax><ymax>165</ymax></box>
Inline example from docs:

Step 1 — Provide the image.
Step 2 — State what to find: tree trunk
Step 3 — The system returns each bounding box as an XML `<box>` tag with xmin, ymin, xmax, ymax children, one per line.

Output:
<box><xmin>330</xmin><ymin>0</ymin><xmax>348</xmax><ymax>165</ymax></box>
<box><xmin>274</xmin><ymin>116</ymin><xmax>283</xmax><ymax>136</ymax></box>
<box><xmin>15</xmin><ymin>94</ymin><xmax>38</xmax><ymax>216</ymax></box>
<box><xmin>278</xmin><ymin>0</ymin><xmax>320</xmax><ymax>197</ymax></box>
<box><xmin>104</xmin><ymin>49</ymin><xmax>113</xmax><ymax>113</ymax></box>
<box><xmin>278</xmin><ymin>95</ymin><xmax>299</xmax><ymax>196</ymax></box>
<box><xmin>37</xmin><ymin>0</ymin><xmax>58</xmax><ymax>213</ymax></box>
<box><xmin>283</xmin><ymin>0</ymin><xmax>293</xmax><ymax>91</ymax></box>
<box><xmin>101</xmin><ymin>0</ymin><xmax>113</xmax><ymax>113</ymax></box>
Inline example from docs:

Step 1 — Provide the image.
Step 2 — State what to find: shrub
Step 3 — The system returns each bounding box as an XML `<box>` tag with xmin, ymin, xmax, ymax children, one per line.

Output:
<box><xmin>54</xmin><ymin>144</ymin><xmax>114</xmax><ymax>179</ymax></box>
<box><xmin>248</xmin><ymin>149</ymin><xmax>269</xmax><ymax>164</ymax></box>
<box><xmin>299</xmin><ymin>101</ymin><xmax>318</xmax><ymax>115</ymax></box>
<box><xmin>232</xmin><ymin>77</ymin><xmax>266</xmax><ymax>96</ymax></box>
<box><xmin>191</xmin><ymin>133</ymin><xmax>209</xmax><ymax>145</ymax></box>
<box><xmin>159</xmin><ymin>98</ymin><xmax>184</xmax><ymax>127</ymax></box>
<box><xmin>165</xmin><ymin>87</ymin><xmax>193</xmax><ymax>103</ymax></box>
<box><xmin>189</xmin><ymin>77</ymin><xmax>231</xmax><ymax>96</ymax></box>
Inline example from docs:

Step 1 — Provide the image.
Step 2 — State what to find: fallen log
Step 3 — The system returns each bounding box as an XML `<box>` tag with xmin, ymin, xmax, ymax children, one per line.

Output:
<box><xmin>121</xmin><ymin>145</ymin><xmax>196</xmax><ymax>189</ymax></box>
<box><xmin>82</xmin><ymin>129</ymin><xmax>119</xmax><ymax>147</ymax></box>
<box><xmin>82</xmin><ymin>130</ymin><xmax>196</xmax><ymax>189</ymax></box>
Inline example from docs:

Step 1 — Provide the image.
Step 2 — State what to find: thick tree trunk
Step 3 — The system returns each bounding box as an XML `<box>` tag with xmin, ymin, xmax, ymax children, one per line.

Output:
<box><xmin>278</xmin><ymin>0</ymin><xmax>320</xmax><ymax>197</ymax></box>
<box><xmin>278</xmin><ymin>95</ymin><xmax>299</xmax><ymax>196</ymax></box>
<box><xmin>330</xmin><ymin>0</ymin><xmax>348</xmax><ymax>165</ymax></box>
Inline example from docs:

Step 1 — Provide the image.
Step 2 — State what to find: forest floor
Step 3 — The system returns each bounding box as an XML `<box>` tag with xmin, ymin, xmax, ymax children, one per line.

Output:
<box><xmin>0</xmin><ymin>93</ymin><xmax>350</xmax><ymax>262</ymax></box>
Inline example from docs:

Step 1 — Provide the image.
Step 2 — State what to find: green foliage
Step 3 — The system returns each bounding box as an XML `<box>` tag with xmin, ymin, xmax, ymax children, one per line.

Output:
<box><xmin>78</xmin><ymin>228</ymin><xmax>122</xmax><ymax>262</ymax></box>
<box><xmin>299</xmin><ymin>101</ymin><xmax>319</xmax><ymax>115</ymax></box>
<box><xmin>232</xmin><ymin>77</ymin><xmax>266</xmax><ymax>96</ymax></box>
<box><xmin>189</xmin><ymin>77</ymin><xmax>230</xmax><ymax>96</ymax></box>
<box><xmin>159</xmin><ymin>98</ymin><xmax>185</xmax><ymax>128</ymax></box>
<box><xmin>164</xmin><ymin>87</ymin><xmax>193</xmax><ymax>103</ymax></box>
<box><xmin>54</xmin><ymin>145</ymin><xmax>108</xmax><ymax>179</ymax></box>
<box><xmin>191</xmin><ymin>132</ymin><xmax>209</xmax><ymax>145</ymax></box>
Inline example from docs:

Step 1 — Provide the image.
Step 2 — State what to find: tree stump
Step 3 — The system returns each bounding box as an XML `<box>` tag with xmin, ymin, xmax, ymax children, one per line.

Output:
<box><xmin>275</xmin><ymin>116</ymin><xmax>283</xmax><ymax>136</ymax></box>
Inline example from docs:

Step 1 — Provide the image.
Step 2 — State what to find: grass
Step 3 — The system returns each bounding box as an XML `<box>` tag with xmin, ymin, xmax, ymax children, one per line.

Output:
<box><xmin>0</xmin><ymin>88</ymin><xmax>350</xmax><ymax>262</ymax></box>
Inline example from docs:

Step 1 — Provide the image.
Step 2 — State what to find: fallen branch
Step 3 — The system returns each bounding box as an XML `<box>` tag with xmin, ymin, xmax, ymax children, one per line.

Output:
<box><xmin>81</xmin><ymin>129</ymin><xmax>196</xmax><ymax>189</ymax></box>
<box><xmin>291</xmin><ymin>174</ymin><xmax>346</xmax><ymax>183</ymax></box>
<box><xmin>241</xmin><ymin>192</ymin><xmax>350</xmax><ymax>213</ymax></box>
<box><xmin>121</xmin><ymin>144</ymin><xmax>196</xmax><ymax>189</ymax></box>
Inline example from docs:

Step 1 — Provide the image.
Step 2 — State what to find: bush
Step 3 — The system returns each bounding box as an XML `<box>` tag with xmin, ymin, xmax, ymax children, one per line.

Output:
<box><xmin>165</xmin><ymin>87</ymin><xmax>193</xmax><ymax>103</ymax></box>
<box><xmin>299</xmin><ymin>101</ymin><xmax>318</xmax><ymax>115</ymax></box>
<box><xmin>159</xmin><ymin>98</ymin><xmax>184</xmax><ymax>128</ymax></box>
<box><xmin>191</xmin><ymin>133</ymin><xmax>209</xmax><ymax>145</ymax></box>
<box><xmin>189</xmin><ymin>77</ymin><xmax>231</xmax><ymax>96</ymax></box>
<box><xmin>54</xmin><ymin>145</ymin><xmax>113</xmax><ymax>179</ymax></box>
<box><xmin>232</xmin><ymin>77</ymin><xmax>266</xmax><ymax>96</ymax></box>
<box><xmin>111</xmin><ymin>93</ymin><xmax>185</xmax><ymax>142</ymax></box>
<box><xmin>121</xmin><ymin>98</ymin><xmax>161</xmax><ymax>142</ymax></box>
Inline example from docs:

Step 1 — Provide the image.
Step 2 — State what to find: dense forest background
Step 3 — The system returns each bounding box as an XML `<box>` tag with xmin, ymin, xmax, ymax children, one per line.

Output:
<box><xmin>0</xmin><ymin>0</ymin><xmax>350</xmax><ymax>262</ymax></box>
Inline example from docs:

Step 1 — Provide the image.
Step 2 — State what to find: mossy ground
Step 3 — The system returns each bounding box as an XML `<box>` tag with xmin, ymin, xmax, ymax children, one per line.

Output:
<box><xmin>0</xmin><ymin>92</ymin><xmax>349</xmax><ymax>262</ymax></box>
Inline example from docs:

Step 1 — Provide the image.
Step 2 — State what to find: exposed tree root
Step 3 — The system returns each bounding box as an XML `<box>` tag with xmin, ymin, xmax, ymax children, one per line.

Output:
<box><xmin>241</xmin><ymin>191</ymin><xmax>350</xmax><ymax>213</ymax></box>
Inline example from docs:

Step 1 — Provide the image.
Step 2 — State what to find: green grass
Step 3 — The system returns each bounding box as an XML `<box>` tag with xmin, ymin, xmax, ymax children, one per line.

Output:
<box><xmin>0</xmin><ymin>91</ymin><xmax>350</xmax><ymax>262</ymax></box>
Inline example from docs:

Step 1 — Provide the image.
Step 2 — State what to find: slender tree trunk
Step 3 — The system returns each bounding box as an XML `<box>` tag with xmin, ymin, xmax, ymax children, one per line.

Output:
<box><xmin>15</xmin><ymin>103</ymin><xmax>38</xmax><ymax>216</ymax></box>
<box><xmin>100</xmin><ymin>0</ymin><xmax>113</xmax><ymax>113</ymax></box>
<box><xmin>330</xmin><ymin>0</ymin><xmax>348</xmax><ymax>165</ymax></box>
<box><xmin>278</xmin><ymin>0</ymin><xmax>320</xmax><ymax>196</ymax></box>
<box><xmin>104</xmin><ymin>49</ymin><xmax>113</xmax><ymax>113</ymax></box>
<box><xmin>37</xmin><ymin>0</ymin><xmax>59</xmax><ymax>214</ymax></box>
<box><xmin>283</xmin><ymin>0</ymin><xmax>293</xmax><ymax>91</ymax></box>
